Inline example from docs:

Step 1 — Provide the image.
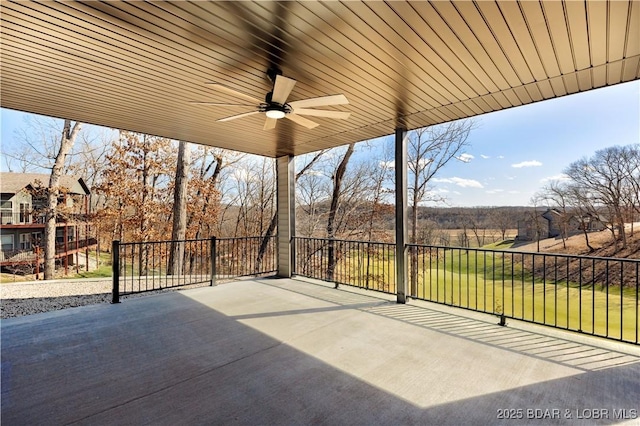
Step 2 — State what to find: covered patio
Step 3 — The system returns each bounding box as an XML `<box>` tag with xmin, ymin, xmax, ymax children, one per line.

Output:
<box><xmin>2</xmin><ymin>278</ymin><xmax>639</xmax><ymax>425</ymax></box>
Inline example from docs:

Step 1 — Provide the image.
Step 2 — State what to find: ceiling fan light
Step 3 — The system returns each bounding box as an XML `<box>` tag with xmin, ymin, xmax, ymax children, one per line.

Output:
<box><xmin>265</xmin><ymin>109</ymin><xmax>286</xmax><ymax>119</ymax></box>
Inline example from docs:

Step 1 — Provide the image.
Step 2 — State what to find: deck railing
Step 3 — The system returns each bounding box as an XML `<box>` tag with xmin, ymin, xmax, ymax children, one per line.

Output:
<box><xmin>293</xmin><ymin>237</ymin><xmax>397</xmax><ymax>294</ymax></box>
<box><xmin>293</xmin><ymin>236</ymin><xmax>638</xmax><ymax>344</ymax></box>
<box><xmin>111</xmin><ymin>236</ymin><xmax>277</xmax><ymax>302</ymax></box>
<box><xmin>0</xmin><ymin>238</ymin><xmax>98</xmax><ymax>265</ymax></box>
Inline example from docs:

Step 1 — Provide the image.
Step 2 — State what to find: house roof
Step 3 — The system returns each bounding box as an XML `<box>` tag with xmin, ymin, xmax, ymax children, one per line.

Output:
<box><xmin>1</xmin><ymin>1</ymin><xmax>638</xmax><ymax>157</ymax></box>
<box><xmin>0</xmin><ymin>173</ymin><xmax>90</xmax><ymax>196</ymax></box>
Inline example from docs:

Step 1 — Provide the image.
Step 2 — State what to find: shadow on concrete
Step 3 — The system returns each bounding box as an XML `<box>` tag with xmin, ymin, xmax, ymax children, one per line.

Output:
<box><xmin>2</xmin><ymin>279</ymin><xmax>639</xmax><ymax>425</ymax></box>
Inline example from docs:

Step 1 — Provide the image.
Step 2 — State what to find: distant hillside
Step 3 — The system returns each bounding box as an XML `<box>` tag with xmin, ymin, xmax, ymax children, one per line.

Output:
<box><xmin>513</xmin><ymin>229</ymin><xmax>640</xmax><ymax>259</ymax></box>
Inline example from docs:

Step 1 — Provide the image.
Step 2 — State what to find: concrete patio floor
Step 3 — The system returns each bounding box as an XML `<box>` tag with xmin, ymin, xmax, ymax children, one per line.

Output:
<box><xmin>2</xmin><ymin>278</ymin><xmax>639</xmax><ymax>425</ymax></box>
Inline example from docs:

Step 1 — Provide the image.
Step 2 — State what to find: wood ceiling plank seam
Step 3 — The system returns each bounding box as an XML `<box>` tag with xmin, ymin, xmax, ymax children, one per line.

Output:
<box><xmin>0</xmin><ymin>74</ymin><xmax>213</xmax><ymax>129</ymax></box>
<box><xmin>540</xmin><ymin>1</ymin><xmax>577</xmax><ymax>75</ymax></box>
<box><xmin>61</xmin><ymin>1</ymin><xmax>271</xmax><ymax>92</ymax></box>
<box><xmin>0</xmin><ymin>61</ymin><xmax>324</xmax><ymax>150</ymax></box>
<box><xmin>43</xmin><ymin>2</ymin><xmax>283</xmax><ymax>99</ymax></box>
<box><xmin>518</xmin><ymin>1</ymin><xmax>562</xmax><ymax>77</ymax></box>
<box><xmin>621</xmin><ymin>56</ymin><xmax>640</xmax><ymax>81</ymax></box>
<box><xmin>468</xmin><ymin>95</ymin><xmax>495</xmax><ymax>114</ymax></box>
<box><xmin>430</xmin><ymin>1</ymin><xmax>510</xmax><ymax>91</ymax></box>
<box><xmin>474</xmin><ymin>1</ymin><xmax>536</xmax><ymax>84</ymax></box>
<box><xmin>458</xmin><ymin>98</ymin><xmax>487</xmax><ymax>117</ymax></box>
<box><xmin>327</xmin><ymin>3</ymin><xmax>454</xmax><ymax>111</ymax></box>
<box><xmin>548</xmin><ymin>76</ymin><xmax>568</xmax><ymax>98</ymax></box>
<box><xmin>0</xmin><ymin>37</ymin><xmax>195</xmax><ymax>104</ymax></box>
<box><xmin>606</xmin><ymin>61</ymin><xmax>624</xmax><ymax>86</ymax></box>
<box><xmin>561</xmin><ymin>72</ymin><xmax>580</xmax><ymax>94</ymax></box>
<box><xmin>359</xmin><ymin>1</ymin><xmax>479</xmax><ymax>102</ymax></box>
<box><xmin>2</xmin><ymin>11</ymin><xmax>372</xmax><ymax>127</ymax></box>
<box><xmin>452</xmin><ymin>1</ymin><xmax>522</xmax><ymax>87</ymax></box>
<box><xmin>180</xmin><ymin>1</ymin><xmax>364</xmax><ymax>102</ymax></box>
<box><xmin>591</xmin><ymin>63</ymin><xmax>608</xmax><ymax>88</ymax></box>
<box><xmin>586</xmin><ymin>1</ymin><xmax>608</xmax><ymax>66</ymax></box>
<box><xmin>576</xmin><ymin>68</ymin><xmax>593</xmax><ymax>91</ymax></box>
<box><xmin>497</xmin><ymin>0</ymin><xmax>551</xmax><ymax>81</ymax></box>
<box><xmin>607</xmin><ymin>0</ymin><xmax>629</xmax><ymax>61</ymax></box>
<box><xmin>320</xmin><ymin>1</ymin><xmax>466</xmax><ymax>104</ymax></box>
<box><xmin>382</xmin><ymin>1</ymin><xmax>493</xmax><ymax>96</ymax></box>
<box><xmin>488</xmin><ymin>91</ymin><xmax>513</xmax><ymax>109</ymax></box>
<box><xmin>535</xmin><ymin>79</ymin><xmax>555</xmax><ymax>100</ymax></box>
<box><xmin>362</xmin><ymin>1</ymin><xmax>470</xmax><ymax>105</ymax></box>
<box><xmin>281</xmin><ymin>4</ymin><xmax>420</xmax><ymax>118</ymax></box>
<box><xmin>522</xmin><ymin>82</ymin><xmax>544</xmax><ymax>102</ymax></box>
<box><xmin>500</xmin><ymin>88</ymin><xmax>524</xmax><ymax>107</ymax></box>
<box><xmin>625</xmin><ymin>0</ymin><xmax>640</xmax><ymax>57</ymax></box>
<box><xmin>565</xmin><ymin>1</ymin><xmax>591</xmax><ymax>71</ymax></box>
<box><xmin>0</xmin><ymin>4</ymin><xmax>261</xmax><ymax>97</ymax></box>
<box><xmin>512</xmin><ymin>86</ymin><xmax>533</xmax><ymax>105</ymax></box>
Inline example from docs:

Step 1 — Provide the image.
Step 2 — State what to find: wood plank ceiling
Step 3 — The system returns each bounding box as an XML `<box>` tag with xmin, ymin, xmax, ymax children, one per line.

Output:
<box><xmin>1</xmin><ymin>1</ymin><xmax>638</xmax><ymax>157</ymax></box>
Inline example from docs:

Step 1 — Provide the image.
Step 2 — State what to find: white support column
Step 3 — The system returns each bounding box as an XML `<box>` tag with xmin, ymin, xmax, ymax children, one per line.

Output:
<box><xmin>395</xmin><ymin>127</ymin><xmax>408</xmax><ymax>303</ymax></box>
<box><xmin>276</xmin><ymin>155</ymin><xmax>295</xmax><ymax>277</ymax></box>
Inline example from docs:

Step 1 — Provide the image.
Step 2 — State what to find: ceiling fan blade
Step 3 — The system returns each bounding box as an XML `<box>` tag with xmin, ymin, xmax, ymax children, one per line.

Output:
<box><xmin>285</xmin><ymin>113</ymin><xmax>319</xmax><ymax>129</ymax></box>
<box><xmin>271</xmin><ymin>75</ymin><xmax>296</xmax><ymax>104</ymax></box>
<box><xmin>205</xmin><ymin>83</ymin><xmax>262</xmax><ymax>104</ymax></box>
<box><xmin>190</xmin><ymin>101</ymin><xmax>256</xmax><ymax>107</ymax></box>
<box><xmin>217</xmin><ymin>111</ymin><xmax>260</xmax><ymax>122</ymax></box>
<box><xmin>288</xmin><ymin>94</ymin><xmax>349</xmax><ymax>109</ymax></box>
<box><xmin>264</xmin><ymin>117</ymin><xmax>277</xmax><ymax>130</ymax></box>
<box><xmin>292</xmin><ymin>108</ymin><xmax>351</xmax><ymax>119</ymax></box>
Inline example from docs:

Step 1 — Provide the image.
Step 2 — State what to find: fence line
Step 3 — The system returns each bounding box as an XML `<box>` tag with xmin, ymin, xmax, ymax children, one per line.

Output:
<box><xmin>293</xmin><ymin>237</ymin><xmax>638</xmax><ymax>344</ymax></box>
<box><xmin>111</xmin><ymin>236</ymin><xmax>277</xmax><ymax>302</ymax></box>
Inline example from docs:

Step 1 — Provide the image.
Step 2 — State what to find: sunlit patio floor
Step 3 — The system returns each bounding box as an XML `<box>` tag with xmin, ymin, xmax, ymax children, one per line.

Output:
<box><xmin>2</xmin><ymin>277</ymin><xmax>639</xmax><ymax>425</ymax></box>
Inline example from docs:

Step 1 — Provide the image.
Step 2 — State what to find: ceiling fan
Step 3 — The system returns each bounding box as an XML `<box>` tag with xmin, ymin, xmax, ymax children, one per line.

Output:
<box><xmin>191</xmin><ymin>69</ymin><xmax>350</xmax><ymax>130</ymax></box>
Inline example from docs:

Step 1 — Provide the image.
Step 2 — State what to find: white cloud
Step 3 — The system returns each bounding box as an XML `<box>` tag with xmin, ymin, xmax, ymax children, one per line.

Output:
<box><xmin>508</xmin><ymin>190</ymin><xmax>520</xmax><ymax>194</ymax></box>
<box><xmin>486</xmin><ymin>189</ymin><xmax>504</xmax><ymax>194</ymax></box>
<box><xmin>379</xmin><ymin>160</ymin><xmax>395</xmax><ymax>169</ymax></box>
<box><xmin>497</xmin><ymin>155</ymin><xmax>505</xmax><ymax>159</ymax></box>
<box><xmin>432</xmin><ymin>177</ymin><xmax>483</xmax><ymax>188</ymax></box>
<box><xmin>450</xmin><ymin>177</ymin><xmax>483</xmax><ymax>188</ymax></box>
<box><xmin>540</xmin><ymin>173</ymin><xmax>570</xmax><ymax>183</ymax></box>
<box><xmin>456</xmin><ymin>153</ymin><xmax>474</xmax><ymax>163</ymax></box>
<box><xmin>480</xmin><ymin>154</ymin><xmax>490</xmax><ymax>159</ymax></box>
<box><xmin>511</xmin><ymin>160</ymin><xmax>542</xmax><ymax>168</ymax></box>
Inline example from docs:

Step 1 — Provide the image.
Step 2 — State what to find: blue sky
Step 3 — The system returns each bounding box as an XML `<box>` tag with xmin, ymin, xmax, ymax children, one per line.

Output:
<box><xmin>2</xmin><ymin>80</ymin><xmax>638</xmax><ymax>207</ymax></box>
<box><xmin>370</xmin><ymin>80</ymin><xmax>639</xmax><ymax>207</ymax></box>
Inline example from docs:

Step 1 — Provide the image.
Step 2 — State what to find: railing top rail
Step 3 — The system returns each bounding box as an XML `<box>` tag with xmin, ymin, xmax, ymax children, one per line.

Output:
<box><xmin>407</xmin><ymin>242</ymin><xmax>640</xmax><ymax>264</ymax></box>
<box><xmin>216</xmin><ymin>236</ymin><xmax>275</xmax><ymax>242</ymax></box>
<box><xmin>118</xmin><ymin>237</ymin><xmax>213</xmax><ymax>246</ymax></box>
<box><xmin>294</xmin><ymin>236</ymin><xmax>394</xmax><ymax>246</ymax></box>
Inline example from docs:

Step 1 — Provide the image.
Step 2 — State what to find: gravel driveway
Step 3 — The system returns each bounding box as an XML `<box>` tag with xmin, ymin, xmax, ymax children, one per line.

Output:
<box><xmin>0</xmin><ymin>278</ymin><xmax>210</xmax><ymax>319</ymax></box>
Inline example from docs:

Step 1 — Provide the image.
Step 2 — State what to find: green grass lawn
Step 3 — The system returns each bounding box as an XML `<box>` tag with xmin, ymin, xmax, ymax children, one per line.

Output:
<box><xmin>330</xmin><ymin>247</ymin><xmax>639</xmax><ymax>343</ymax></box>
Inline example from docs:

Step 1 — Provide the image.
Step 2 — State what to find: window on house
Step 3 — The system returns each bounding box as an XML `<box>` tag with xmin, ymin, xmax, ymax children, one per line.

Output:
<box><xmin>31</xmin><ymin>232</ymin><xmax>42</xmax><ymax>247</ymax></box>
<box><xmin>19</xmin><ymin>233</ymin><xmax>31</xmax><ymax>250</ymax></box>
<box><xmin>1</xmin><ymin>234</ymin><xmax>14</xmax><ymax>251</ymax></box>
<box><xmin>19</xmin><ymin>203</ymin><xmax>31</xmax><ymax>223</ymax></box>
<box><xmin>1</xmin><ymin>200</ymin><xmax>13</xmax><ymax>224</ymax></box>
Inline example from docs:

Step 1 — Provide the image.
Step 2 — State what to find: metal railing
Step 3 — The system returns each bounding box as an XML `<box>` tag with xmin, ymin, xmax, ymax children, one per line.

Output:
<box><xmin>293</xmin><ymin>237</ymin><xmax>396</xmax><ymax>294</ymax></box>
<box><xmin>293</xmin><ymin>236</ymin><xmax>638</xmax><ymax>344</ymax></box>
<box><xmin>408</xmin><ymin>245</ymin><xmax>639</xmax><ymax>344</ymax></box>
<box><xmin>112</xmin><ymin>236</ymin><xmax>277</xmax><ymax>302</ymax></box>
<box><xmin>0</xmin><ymin>212</ymin><xmax>89</xmax><ymax>225</ymax></box>
<box><xmin>0</xmin><ymin>238</ymin><xmax>98</xmax><ymax>264</ymax></box>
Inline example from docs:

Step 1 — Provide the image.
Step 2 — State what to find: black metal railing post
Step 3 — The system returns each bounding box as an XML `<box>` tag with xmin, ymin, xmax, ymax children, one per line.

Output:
<box><xmin>112</xmin><ymin>240</ymin><xmax>120</xmax><ymax>304</ymax></box>
<box><xmin>210</xmin><ymin>236</ymin><xmax>216</xmax><ymax>286</ymax></box>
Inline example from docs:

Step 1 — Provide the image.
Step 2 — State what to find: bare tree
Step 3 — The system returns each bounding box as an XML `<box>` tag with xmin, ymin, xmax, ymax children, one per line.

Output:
<box><xmin>564</xmin><ymin>145</ymin><xmax>639</xmax><ymax>249</ymax></box>
<box><xmin>169</xmin><ymin>141</ymin><xmax>191</xmax><ymax>275</ymax></box>
<box><xmin>43</xmin><ymin>120</ymin><xmax>82</xmax><ymax>279</ymax></box>
<box><xmin>407</xmin><ymin>120</ymin><xmax>475</xmax><ymax>294</ymax></box>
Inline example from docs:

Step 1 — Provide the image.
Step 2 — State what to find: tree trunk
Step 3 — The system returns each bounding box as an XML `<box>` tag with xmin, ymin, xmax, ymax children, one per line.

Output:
<box><xmin>44</xmin><ymin>120</ymin><xmax>82</xmax><ymax>280</ymax></box>
<box><xmin>327</xmin><ymin>143</ymin><xmax>354</xmax><ymax>285</ymax></box>
<box><xmin>169</xmin><ymin>141</ymin><xmax>190</xmax><ymax>275</ymax></box>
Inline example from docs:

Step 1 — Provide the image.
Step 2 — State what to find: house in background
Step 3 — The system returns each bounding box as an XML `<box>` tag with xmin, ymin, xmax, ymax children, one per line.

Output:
<box><xmin>516</xmin><ymin>208</ymin><xmax>607</xmax><ymax>242</ymax></box>
<box><xmin>0</xmin><ymin>172</ymin><xmax>96</xmax><ymax>275</ymax></box>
